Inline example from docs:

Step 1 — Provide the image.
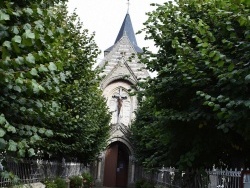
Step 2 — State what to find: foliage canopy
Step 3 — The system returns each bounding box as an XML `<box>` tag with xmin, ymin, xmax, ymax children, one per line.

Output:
<box><xmin>131</xmin><ymin>0</ymin><xmax>250</xmax><ymax>170</ymax></box>
<box><xmin>0</xmin><ymin>0</ymin><xmax>110</xmax><ymax>163</ymax></box>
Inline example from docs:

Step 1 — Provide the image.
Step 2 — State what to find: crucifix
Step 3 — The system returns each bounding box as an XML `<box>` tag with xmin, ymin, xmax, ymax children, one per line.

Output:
<box><xmin>112</xmin><ymin>88</ymin><xmax>127</xmax><ymax>124</ymax></box>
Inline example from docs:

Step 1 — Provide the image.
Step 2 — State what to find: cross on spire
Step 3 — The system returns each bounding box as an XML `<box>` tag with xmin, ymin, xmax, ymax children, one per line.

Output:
<box><xmin>127</xmin><ymin>0</ymin><xmax>130</xmax><ymax>14</ymax></box>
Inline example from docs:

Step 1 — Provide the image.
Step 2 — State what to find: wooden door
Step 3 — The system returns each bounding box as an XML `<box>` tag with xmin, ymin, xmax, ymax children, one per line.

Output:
<box><xmin>103</xmin><ymin>143</ymin><xmax>118</xmax><ymax>187</ymax></box>
<box><xmin>116</xmin><ymin>145</ymin><xmax>129</xmax><ymax>187</ymax></box>
<box><xmin>103</xmin><ymin>142</ymin><xmax>129</xmax><ymax>187</ymax></box>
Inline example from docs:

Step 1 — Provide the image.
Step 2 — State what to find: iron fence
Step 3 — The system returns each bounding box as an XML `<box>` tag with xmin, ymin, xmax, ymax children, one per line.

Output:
<box><xmin>0</xmin><ymin>159</ymin><xmax>89</xmax><ymax>187</ymax></box>
<box><xmin>207</xmin><ymin>168</ymin><xmax>242</xmax><ymax>188</ymax></box>
<box><xmin>142</xmin><ymin>167</ymin><xmax>250</xmax><ymax>188</ymax></box>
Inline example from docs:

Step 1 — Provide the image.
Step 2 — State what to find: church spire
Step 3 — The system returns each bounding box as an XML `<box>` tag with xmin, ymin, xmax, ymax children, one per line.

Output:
<box><xmin>114</xmin><ymin>13</ymin><xmax>138</xmax><ymax>46</ymax></box>
<box><xmin>104</xmin><ymin>1</ymin><xmax>143</xmax><ymax>55</ymax></box>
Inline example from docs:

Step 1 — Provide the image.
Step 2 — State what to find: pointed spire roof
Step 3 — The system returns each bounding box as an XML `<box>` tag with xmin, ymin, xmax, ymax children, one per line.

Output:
<box><xmin>115</xmin><ymin>13</ymin><xmax>137</xmax><ymax>45</ymax></box>
<box><xmin>105</xmin><ymin>13</ymin><xmax>143</xmax><ymax>54</ymax></box>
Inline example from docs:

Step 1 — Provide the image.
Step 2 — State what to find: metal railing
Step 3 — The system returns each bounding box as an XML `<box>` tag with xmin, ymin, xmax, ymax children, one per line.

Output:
<box><xmin>142</xmin><ymin>167</ymin><xmax>250</xmax><ymax>188</ymax></box>
<box><xmin>207</xmin><ymin>168</ymin><xmax>242</xmax><ymax>188</ymax></box>
<box><xmin>0</xmin><ymin>159</ymin><xmax>89</xmax><ymax>187</ymax></box>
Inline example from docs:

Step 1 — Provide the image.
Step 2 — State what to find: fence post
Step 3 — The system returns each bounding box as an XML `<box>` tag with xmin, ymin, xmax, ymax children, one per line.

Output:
<box><xmin>241</xmin><ymin>170</ymin><xmax>250</xmax><ymax>188</ymax></box>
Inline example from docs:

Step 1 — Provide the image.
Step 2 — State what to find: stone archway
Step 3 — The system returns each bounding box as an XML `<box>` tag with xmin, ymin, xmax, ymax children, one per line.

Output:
<box><xmin>103</xmin><ymin>141</ymin><xmax>129</xmax><ymax>187</ymax></box>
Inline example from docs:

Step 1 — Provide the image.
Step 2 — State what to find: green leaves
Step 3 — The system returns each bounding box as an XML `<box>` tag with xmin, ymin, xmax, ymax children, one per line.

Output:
<box><xmin>12</xmin><ymin>35</ymin><xmax>22</xmax><ymax>44</ymax></box>
<box><xmin>132</xmin><ymin>0</ymin><xmax>250</xmax><ymax>170</ymax></box>
<box><xmin>8</xmin><ymin>140</ymin><xmax>17</xmax><ymax>152</ymax></box>
<box><xmin>23</xmin><ymin>29</ymin><xmax>35</xmax><ymax>39</ymax></box>
<box><xmin>26</xmin><ymin>53</ymin><xmax>35</xmax><ymax>64</ymax></box>
<box><xmin>0</xmin><ymin>114</ymin><xmax>7</xmax><ymax>125</ymax></box>
<box><xmin>0</xmin><ymin>0</ymin><xmax>109</xmax><ymax>165</ymax></box>
<box><xmin>28</xmin><ymin>148</ymin><xmax>35</xmax><ymax>157</ymax></box>
<box><xmin>12</xmin><ymin>26</ymin><xmax>19</xmax><ymax>35</ymax></box>
<box><xmin>228</xmin><ymin>63</ymin><xmax>234</xmax><ymax>71</ymax></box>
<box><xmin>0</xmin><ymin>0</ymin><xmax>59</xmax><ymax>159</ymax></box>
<box><xmin>23</xmin><ymin>8</ymin><xmax>33</xmax><ymax>15</ymax></box>
<box><xmin>38</xmin><ymin>64</ymin><xmax>49</xmax><ymax>72</ymax></box>
<box><xmin>30</xmin><ymin>68</ymin><xmax>38</xmax><ymax>76</ymax></box>
<box><xmin>3</xmin><ymin>41</ymin><xmax>11</xmax><ymax>49</ymax></box>
<box><xmin>30</xmin><ymin>134</ymin><xmax>41</xmax><ymax>144</ymax></box>
<box><xmin>48</xmin><ymin>62</ymin><xmax>57</xmax><ymax>71</ymax></box>
<box><xmin>0</xmin><ymin>129</ymin><xmax>6</xmax><ymax>137</ymax></box>
<box><xmin>0</xmin><ymin>10</ymin><xmax>10</xmax><ymax>21</ymax></box>
<box><xmin>44</xmin><ymin>130</ymin><xmax>53</xmax><ymax>137</ymax></box>
<box><xmin>245</xmin><ymin>74</ymin><xmax>250</xmax><ymax>83</ymax></box>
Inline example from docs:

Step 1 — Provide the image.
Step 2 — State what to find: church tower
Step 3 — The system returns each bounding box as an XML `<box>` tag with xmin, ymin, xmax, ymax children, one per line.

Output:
<box><xmin>95</xmin><ymin>7</ymin><xmax>150</xmax><ymax>188</ymax></box>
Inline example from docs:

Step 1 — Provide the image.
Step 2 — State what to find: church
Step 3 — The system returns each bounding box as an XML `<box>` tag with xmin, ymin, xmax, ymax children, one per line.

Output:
<box><xmin>94</xmin><ymin>7</ymin><xmax>150</xmax><ymax>188</ymax></box>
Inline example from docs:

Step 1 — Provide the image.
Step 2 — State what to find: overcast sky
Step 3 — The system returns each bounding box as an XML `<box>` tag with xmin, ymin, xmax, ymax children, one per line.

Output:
<box><xmin>67</xmin><ymin>0</ymin><xmax>167</xmax><ymax>62</ymax></box>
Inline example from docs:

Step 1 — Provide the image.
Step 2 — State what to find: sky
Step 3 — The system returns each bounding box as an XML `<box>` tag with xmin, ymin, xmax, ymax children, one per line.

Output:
<box><xmin>67</xmin><ymin>0</ymin><xmax>167</xmax><ymax>62</ymax></box>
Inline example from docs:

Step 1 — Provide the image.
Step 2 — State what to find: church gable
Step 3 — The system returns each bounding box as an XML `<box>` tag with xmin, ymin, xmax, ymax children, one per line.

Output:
<box><xmin>98</xmin><ymin>35</ymin><xmax>149</xmax><ymax>89</ymax></box>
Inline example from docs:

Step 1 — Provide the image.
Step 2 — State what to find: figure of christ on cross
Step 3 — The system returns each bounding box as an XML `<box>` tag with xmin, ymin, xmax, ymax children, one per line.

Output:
<box><xmin>112</xmin><ymin>88</ymin><xmax>127</xmax><ymax>124</ymax></box>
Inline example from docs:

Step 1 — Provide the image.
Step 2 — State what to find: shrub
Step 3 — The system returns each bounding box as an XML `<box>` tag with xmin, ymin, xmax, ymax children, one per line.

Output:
<box><xmin>135</xmin><ymin>179</ymin><xmax>154</xmax><ymax>188</ymax></box>
<box><xmin>135</xmin><ymin>179</ymin><xmax>146</xmax><ymax>188</ymax></box>
<box><xmin>44</xmin><ymin>180</ymin><xmax>57</xmax><ymax>188</ymax></box>
<box><xmin>82</xmin><ymin>172</ymin><xmax>93</xmax><ymax>188</ymax></box>
<box><xmin>43</xmin><ymin>177</ymin><xmax>67</xmax><ymax>188</ymax></box>
<box><xmin>142</xmin><ymin>181</ymin><xmax>154</xmax><ymax>188</ymax></box>
<box><xmin>54</xmin><ymin>177</ymin><xmax>67</xmax><ymax>188</ymax></box>
<box><xmin>69</xmin><ymin>176</ymin><xmax>83</xmax><ymax>188</ymax></box>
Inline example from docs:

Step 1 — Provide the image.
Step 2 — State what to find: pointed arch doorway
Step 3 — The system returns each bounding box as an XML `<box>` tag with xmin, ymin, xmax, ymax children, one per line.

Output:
<box><xmin>103</xmin><ymin>141</ymin><xmax>129</xmax><ymax>187</ymax></box>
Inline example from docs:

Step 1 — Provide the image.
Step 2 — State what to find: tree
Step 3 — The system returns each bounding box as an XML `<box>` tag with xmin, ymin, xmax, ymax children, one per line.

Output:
<box><xmin>0</xmin><ymin>0</ymin><xmax>110</xmax><ymax>163</ymax></box>
<box><xmin>37</xmin><ymin>7</ymin><xmax>110</xmax><ymax>162</ymax></box>
<box><xmin>131</xmin><ymin>0</ymin><xmax>250</xmax><ymax>170</ymax></box>
<box><xmin>0</xmin><ymin>0</ymin><xmax>66</xmax><ymax>159</ymax></box>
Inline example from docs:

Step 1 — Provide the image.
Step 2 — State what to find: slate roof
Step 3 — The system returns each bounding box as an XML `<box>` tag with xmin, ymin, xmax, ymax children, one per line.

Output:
<box><xmin>104</xmin><ymin>13</ymin><xmax>143</xmax><ymax>53</ymax></box>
